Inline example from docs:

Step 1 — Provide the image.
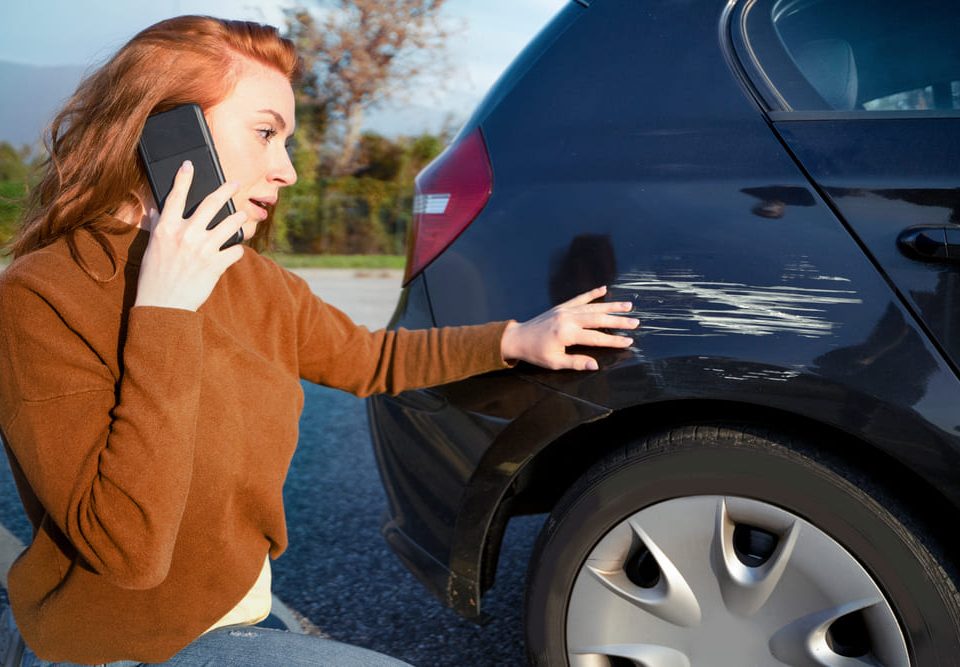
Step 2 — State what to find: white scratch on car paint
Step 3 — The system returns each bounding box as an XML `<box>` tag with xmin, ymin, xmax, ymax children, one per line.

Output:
<box><xmin>612</xmin><ymin>270</ymin><xmax>861</xmax><ymax>338</ymax></box>
<box><xmin>781</xmin><ymin>259</ymin><xmax>851</xmax><ymax>284</ymax></box>
<box><xmin>703</xmin><ymin>367</ymin><xmax>803</xmax><ymax>382</ymax></box>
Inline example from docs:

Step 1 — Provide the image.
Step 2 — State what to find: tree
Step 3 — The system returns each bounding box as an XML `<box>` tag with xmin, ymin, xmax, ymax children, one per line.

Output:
<box><xmin>270</xmin><ymin>106</ymin><xmax>325</xmax><ymax>252</ymax></box>
<box><xmin>284</xmin><ymin>0</ymin><xmax>451</xmax><ymax>176</ymax></box>
<box><xmin>0</xmin><ymin>142</ymin><xmax>31</xmax><ymax>182</ymax></box>
<box><xmin>0</xmin><ymin>143</ymin><xmax>37</xmax><ymax>247</ymax></box>
<box><xmin>273</xmin><ymin>130</ymin><xmax>445</xmax><ymax>254</ymax></box>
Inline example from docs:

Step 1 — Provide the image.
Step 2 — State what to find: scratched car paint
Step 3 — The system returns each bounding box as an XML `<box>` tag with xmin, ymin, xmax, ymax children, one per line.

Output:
<box><xmin>617</xmin><ymin>267</ymin><xmax>862</xmax><ymax>339</ymax></box>
<box><xmin>368</xmin><ymin>0</ymin><xmax>960</xmax><ymax>664</ymax></box>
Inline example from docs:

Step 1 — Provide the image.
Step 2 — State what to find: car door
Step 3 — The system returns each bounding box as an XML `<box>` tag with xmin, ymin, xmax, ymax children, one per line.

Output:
<box><xmin>733</xmin><ymin>0</ymin><xmax>960</xmax><ymax>370</ymax></box>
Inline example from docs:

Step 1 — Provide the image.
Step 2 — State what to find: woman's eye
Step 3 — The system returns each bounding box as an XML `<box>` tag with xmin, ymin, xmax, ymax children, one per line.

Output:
<box><xmin>257</xmin><ymin>127</ymin><xmax>278</xmax><ymax>142</ymax></box>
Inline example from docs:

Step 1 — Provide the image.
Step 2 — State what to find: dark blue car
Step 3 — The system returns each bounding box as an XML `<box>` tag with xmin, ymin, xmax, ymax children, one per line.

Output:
<box><xmin>368</xmin><ymin>0</ymin><xmax>960</xmax><ymax>663</ymax></box>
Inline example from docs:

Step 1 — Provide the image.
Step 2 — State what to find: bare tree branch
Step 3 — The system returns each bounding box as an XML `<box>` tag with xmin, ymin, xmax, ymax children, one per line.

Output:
<box><xmin>284</xmin><ymin>0</ymin><xmax>453</xmax><ymax>175</ymax></box>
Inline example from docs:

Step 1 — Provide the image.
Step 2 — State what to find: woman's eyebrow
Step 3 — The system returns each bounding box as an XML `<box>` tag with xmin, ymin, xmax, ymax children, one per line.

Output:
<box><xmin>257</xmin><ymin>109</ymin><xmax>288</xmax><ymax>131</ymax></box>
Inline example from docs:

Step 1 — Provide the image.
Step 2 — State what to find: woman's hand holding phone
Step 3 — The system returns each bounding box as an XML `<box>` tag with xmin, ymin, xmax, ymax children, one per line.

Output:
<box><xmin>134</xmin><ymin>160</ymin><xmax>249</xmax><ymax>312</ymax></box>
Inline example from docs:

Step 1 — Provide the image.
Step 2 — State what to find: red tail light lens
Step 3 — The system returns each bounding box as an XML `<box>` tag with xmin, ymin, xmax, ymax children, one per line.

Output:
<box><xmin>403</xmin><ymin>128</ymin><xmax>493</xmax><ymax>285</ymax></box>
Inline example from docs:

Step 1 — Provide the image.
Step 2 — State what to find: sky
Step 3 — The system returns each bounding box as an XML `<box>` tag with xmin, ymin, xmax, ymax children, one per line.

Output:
<box><xmin>0</xmin><ymin>0</ymin><xmax>567</xmax><ymax>136</ymax></box>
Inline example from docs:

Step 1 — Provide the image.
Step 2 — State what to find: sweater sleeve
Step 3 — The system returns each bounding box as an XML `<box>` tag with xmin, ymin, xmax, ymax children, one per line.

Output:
<box><xmin>0</xmin><ymin>278</ymin><xmax>204</xmax><ymax>590</ymax></box>
<box><xmin>286</xmin><ymin>271</ymin><xmax>515</xmax><ymax>396</ymax></box>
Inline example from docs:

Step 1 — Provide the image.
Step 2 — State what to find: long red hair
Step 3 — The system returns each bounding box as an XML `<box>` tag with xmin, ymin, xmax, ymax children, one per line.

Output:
<box><xmin>9</xmin><ymin>15</ymin><xmax>301</xmax><ymax>259</ymax></box>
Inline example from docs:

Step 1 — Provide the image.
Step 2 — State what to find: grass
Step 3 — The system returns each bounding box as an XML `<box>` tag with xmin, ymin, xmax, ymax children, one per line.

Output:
<box><xmin>0</xmin><ymin>253</ymin><xmax>405</xmax><ymax>271</ymax></box>
<box><xmin>266</xmin><ymin>253</ymin><xmax>406</xmax><ymax>269</ymax></box>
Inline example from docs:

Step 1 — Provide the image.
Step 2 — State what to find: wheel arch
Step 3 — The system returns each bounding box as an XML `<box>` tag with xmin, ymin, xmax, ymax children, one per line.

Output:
<box><xmin>474</xmin><ymin>397</ymin><xmax>960</xmax><ymax>606</ymax></box>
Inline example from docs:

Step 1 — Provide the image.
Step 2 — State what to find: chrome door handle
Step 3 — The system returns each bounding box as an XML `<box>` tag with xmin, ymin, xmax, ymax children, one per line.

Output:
<box><xmin>897</xmin><ymin>225</ymin><xmax>960</xmax><ymax>262</ymax></box>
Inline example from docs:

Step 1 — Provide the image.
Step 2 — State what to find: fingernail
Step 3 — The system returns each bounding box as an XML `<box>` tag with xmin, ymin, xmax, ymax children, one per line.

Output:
<box><xmin>630</xmin><ymin>318</ymin><xmax>640</xmax><ymax>327</ymax></box>
<box><xmin>181</xmin><ymin>160</ymin><xmax>193</xmax><ymax>172</ymax></box>
<box><xmin>587</xmin><ymin>360</ymin><xmax>599</xmax><ymax>370</ymax></box>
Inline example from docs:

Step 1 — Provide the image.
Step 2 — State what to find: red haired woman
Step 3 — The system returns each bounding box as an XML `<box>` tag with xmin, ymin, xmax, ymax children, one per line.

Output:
<box><xmin>0</xmin><ymin>15</ymin><xmax>637</xmax><ymax>666</ymax></box>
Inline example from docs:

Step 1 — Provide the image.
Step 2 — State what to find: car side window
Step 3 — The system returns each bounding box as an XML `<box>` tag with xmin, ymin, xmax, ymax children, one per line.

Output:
<box><xmin>741</xmin><ymin>0</ymin><xmax>960</xmax><ymax>112</ymax></box>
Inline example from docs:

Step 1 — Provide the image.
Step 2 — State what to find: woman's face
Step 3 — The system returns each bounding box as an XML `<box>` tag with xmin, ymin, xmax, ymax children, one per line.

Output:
<box><xmin>205</xmin><ymin>59</ymin><xmax>298</xmax><ymax>238</ymax></box>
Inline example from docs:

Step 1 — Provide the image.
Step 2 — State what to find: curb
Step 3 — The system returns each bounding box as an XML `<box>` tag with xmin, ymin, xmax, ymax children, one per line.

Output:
<box><xmin>0</xmin><ymin>522</ymin><xmax>306</xmax><ymax>635</ymax></box>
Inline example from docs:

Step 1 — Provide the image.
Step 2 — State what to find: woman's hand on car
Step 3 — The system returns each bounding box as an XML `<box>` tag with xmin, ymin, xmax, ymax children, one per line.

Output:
<box><xmin>134</xmin><ymin>160</ymin><xmax>249</xmax><ymax>311</ymax></box>
<box><xmin>500</xmin><ymin>285</ymin><xmax>638</xmax><ymax>371</ymax></box>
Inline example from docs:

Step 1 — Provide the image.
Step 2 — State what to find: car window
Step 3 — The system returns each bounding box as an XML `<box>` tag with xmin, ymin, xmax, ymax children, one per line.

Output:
<box><xmin>746</xmin><ymin>0</ymin><xmax>960</xmax><ymax>112</ymax></box>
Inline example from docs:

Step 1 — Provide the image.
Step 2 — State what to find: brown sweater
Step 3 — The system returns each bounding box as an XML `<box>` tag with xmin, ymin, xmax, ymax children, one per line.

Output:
<box><xmin>0</xmin><ymin>223</ymin><xmax>512</xmax><ymax>663</ymax></box>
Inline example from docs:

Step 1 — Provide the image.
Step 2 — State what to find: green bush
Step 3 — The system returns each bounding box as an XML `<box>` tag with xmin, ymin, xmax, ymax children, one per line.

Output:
<box><xmin>274</xmin><ymin>130</ymin><xmax>446</xmax><ymax>255</ymax></box>
<box><xmin>0</xmin><ymin>181</ymin><xmax>26</xmax><ymax>247</ymax></box>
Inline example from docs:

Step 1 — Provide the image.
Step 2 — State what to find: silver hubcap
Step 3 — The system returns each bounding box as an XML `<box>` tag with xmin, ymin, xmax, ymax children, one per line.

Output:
<box><xmin>566</xmin><ymin>496</ymin><xmax>909</xmax><ymax>667</ymax></box>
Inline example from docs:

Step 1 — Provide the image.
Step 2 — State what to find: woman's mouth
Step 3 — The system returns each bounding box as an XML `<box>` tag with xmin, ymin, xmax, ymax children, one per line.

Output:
<box><xmin>249</xmin><ymin>198</ymin><xmax>274</xmax><ymax>221</ymax></box>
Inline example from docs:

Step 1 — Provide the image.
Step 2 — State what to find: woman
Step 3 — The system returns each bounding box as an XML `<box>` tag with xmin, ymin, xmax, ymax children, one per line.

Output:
<box><xmin>0</xmin><ymin>16</ymin><xmax>637</xmax><ymax>666</ymax></box>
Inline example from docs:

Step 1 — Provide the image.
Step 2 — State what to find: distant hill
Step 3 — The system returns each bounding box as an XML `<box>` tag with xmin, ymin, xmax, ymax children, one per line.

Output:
<box><xmin>0</xmin><ymin>60</ymin><xmax>86</xmax><ymax>150</ymax></box>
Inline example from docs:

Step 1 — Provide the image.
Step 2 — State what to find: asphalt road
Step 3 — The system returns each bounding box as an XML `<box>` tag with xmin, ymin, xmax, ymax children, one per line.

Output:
<box><xmin>0</xmin><ymin>268</ymin><xmax>537</xmax><ymax>666</ymax></box>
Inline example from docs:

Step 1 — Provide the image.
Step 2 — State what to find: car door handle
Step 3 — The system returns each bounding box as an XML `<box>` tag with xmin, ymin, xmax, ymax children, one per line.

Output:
<box><xmin>897</xmin><ymin>225</ymin><xmax>960</xmax><ymax>262</ymax></box>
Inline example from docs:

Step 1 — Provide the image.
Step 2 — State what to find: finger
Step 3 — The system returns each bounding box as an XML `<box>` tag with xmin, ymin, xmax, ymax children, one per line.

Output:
<box><xmin>573</xmin><ymin>313</ymin><xmax>641</xmax><ymax>330</ymax></box>
<box><xmin>159</xmin><ymin>160</ymin><xmax>195</xmax><ymax>223</ymax></box>
<box><xmin>206</xmin><ymin>210</ymin><xmax>248</xmax><ymax>249</ymax></box>
<box><xmin>217</xmin><ymin>243</ymin><xmax>245</xmax><ymax>268</ymax></box>
<box><xmin>186</xmin><ymin>180</ymin><xmax>239</xmax><ymax>229</ymax></box>
<box><xmin>237</xmin><ymin>218</ymin><xmax>257</xmax><ymax>243</ymax></box>
<box><xmin>562</xmin><ymin>354</ymin><xmax>600</xmax><ymax>371</ymax></box>
<box><xmin>558</xmin><ymin>285</ymin><xmax>608</xmax><ymax>308</ymax></box>
<box><xmin>567</xmin><ymin>301</ymin><xmax>634</xmax><ymax>314</ymax></box>
<box><xmin>574</xmin><ymin>330</ymin><xmax>634</xmax><ymax>348</ymax></box>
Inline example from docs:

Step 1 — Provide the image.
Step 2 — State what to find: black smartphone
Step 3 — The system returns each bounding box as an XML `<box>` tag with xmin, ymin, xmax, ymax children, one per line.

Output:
<box><xmin>138</xmin><ymin>103</ymin><xmax>242</xmax><ymax>249</ymax></box>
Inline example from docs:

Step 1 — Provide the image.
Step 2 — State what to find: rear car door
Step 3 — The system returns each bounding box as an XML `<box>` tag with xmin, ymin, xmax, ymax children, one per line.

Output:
<box><xmin>734</xmin><ymin>0</ymin><xmax>960</xmax><ymax>370</ymax></box>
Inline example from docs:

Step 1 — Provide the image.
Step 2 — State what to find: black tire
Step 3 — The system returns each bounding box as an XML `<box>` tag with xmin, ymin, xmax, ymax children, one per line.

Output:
<box><xmin>524</xmin><ymin>424</ymin><xmax>960</xmax><ymax>666</ymax></box>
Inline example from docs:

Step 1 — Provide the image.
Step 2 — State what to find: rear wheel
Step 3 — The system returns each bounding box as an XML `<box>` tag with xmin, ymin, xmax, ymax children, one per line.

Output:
<box><xmin>524</xmin><ymin>425</ymin><xmax>960</xmax><ymax>666</ymax></box>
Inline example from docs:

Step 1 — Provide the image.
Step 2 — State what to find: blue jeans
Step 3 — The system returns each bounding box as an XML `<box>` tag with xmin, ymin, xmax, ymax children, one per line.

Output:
<box><xmin>1</xmin><ymin>606</ymin><xmax>411</xmax><ymax>666</ymax></box>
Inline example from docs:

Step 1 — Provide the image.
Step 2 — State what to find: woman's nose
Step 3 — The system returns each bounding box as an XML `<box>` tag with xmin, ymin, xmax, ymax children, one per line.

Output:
<box><xmin>271</xmin><ymin>147</ymin><xmax>297</xmax><ymax>186</ymax></box>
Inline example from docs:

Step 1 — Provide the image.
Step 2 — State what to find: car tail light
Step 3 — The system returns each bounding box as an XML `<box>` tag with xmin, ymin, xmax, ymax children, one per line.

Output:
<box><xmin>403</xmin><ymin>128</ymin><xmax>493</xmax><ymax>285</ymax></box>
